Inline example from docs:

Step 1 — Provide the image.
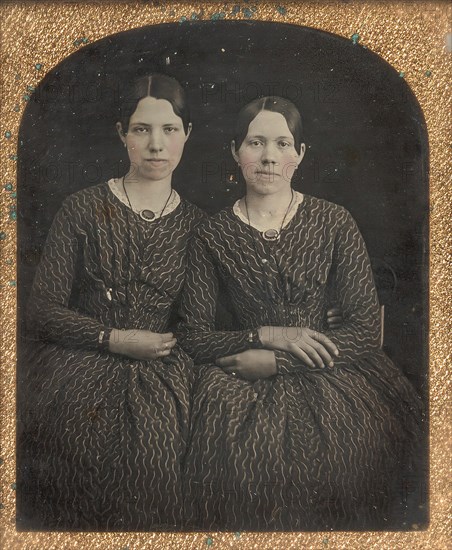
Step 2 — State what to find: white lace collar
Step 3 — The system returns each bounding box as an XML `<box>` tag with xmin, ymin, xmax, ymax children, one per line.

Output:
<box><xmin>233</xmin><ymin>191</ymin><xmax>304</xmax><ymax>231</ymax></box>
<box><xmin>108</xmin><ymin>178</ymin><xmax>181</xmax><ymax>220</ymax></box>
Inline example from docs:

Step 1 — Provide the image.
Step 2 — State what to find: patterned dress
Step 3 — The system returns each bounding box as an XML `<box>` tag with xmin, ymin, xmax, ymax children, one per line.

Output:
<box><xmin>179</xmin><ymin>193</ymin><xmax>422</xmax><ymax>531</ymax></box>
<box><xmin>20</xmin><ymin>181</ymin><xmax>204</xmax><ymax>530</ymax></box>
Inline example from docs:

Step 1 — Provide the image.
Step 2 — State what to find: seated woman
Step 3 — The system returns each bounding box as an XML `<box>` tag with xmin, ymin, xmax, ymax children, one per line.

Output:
<box><xmin>19</xmin><ymin>74</ymin><xmax>204</xmax><ymax>530</ymax></box>
<box><xmin>178</xmin><ymin>96</ymin><xmax>423</xmax><ymax>531</ymax></box>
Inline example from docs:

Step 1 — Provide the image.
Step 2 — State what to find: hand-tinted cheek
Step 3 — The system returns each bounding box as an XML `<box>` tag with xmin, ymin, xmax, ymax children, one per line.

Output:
<box><xmin>282</xmin><ymin>161</ymin><xmax>298</xmax><ymax>182</ymax></box>
<box><xmin>126</xmin><ymin>137</ymin><xmax>141</xmax><ymax>156</ymax></box>
<box><xmin>168</xmin><ymin>138</ymin><xmax>186</xmax><ymax>159</ymax></box>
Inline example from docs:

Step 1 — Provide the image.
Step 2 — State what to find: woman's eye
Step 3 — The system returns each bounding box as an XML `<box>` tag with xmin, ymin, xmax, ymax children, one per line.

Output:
<box><xmin>279</xmin><ymin>141</ymin><xmax>291</xmax><ymax>148</ymax></box>
<box><xmin>133</xmin><ymin>127</ymin><xmax>148</xmax><ymax>133</ymax></box>
<box><xmin>164</xmin><ymin>127</ymin><xmax>178</xmax><ymax>133</ymax></box>
<box><xmin>249</xmin><ymin>140</ymin><xmax>263</xmax><ymax>147</ymax></box>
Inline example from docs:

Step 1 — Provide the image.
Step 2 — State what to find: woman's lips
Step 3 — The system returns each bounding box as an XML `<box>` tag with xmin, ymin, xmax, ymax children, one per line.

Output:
<box><xmin>255</xmin><ymin>170</ymin><xmax>279</xmax><ymax>177</ymax></box>
<box><xmin>145</xmin><ymin>159</ymin><xmax>168</xmax><ymax>167</ymax></box>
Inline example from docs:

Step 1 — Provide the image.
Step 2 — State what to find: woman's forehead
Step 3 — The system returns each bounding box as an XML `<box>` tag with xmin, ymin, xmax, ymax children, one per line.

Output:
<box><xmin>129</xmin><ymin>96</ymin><xmax>181</xmax><ymax>124</ymax></box>
<box><xmin>246</xmin><ymin>110</ymin><xmax>292</xmax><ymax>137</ymax></box>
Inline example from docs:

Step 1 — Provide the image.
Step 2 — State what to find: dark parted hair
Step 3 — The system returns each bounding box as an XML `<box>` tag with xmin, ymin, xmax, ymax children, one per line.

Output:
<box><xmin>233</xmin><ymin>96</ymin><xmax>304</xmax><ymax>154</ymax></box>
<box><xmin>117</xmin><ymin>73</ymin><xmax>191</xmax><ymax>134</ymax></box>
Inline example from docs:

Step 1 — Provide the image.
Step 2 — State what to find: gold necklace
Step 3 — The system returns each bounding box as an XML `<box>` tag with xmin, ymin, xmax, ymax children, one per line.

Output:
<box><xmin>244</xmin><ymin>189</ymin><xmax>294</xmax><ymax>242</ymax></box>
<box><xmin>122</xmin><ymin>177</ymin><xmax>174</xmax><ymax>221</ymax></box>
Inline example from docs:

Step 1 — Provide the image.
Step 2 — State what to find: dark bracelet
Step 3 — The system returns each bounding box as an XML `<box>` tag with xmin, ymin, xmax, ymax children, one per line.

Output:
<box><xmin>247</xmin><ymin>328</ymin><xmax>263</xmax><ymax>349</ymax></box>
<box><xmin>98</xmin><ymin>328</ymin><xmax>113</xmax><ymax>350</ymax></box>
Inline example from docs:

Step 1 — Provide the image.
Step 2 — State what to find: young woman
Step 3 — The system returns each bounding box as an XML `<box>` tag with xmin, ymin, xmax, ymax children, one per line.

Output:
<box><xmin>179</xmin><ymin>96</ymin><xmax>423</xmax><ymax>530</ymax></box>
<box><xmin>20</xmin><ymin>74</ymin><xmax>205</xmax><ymax>530</ymax></box>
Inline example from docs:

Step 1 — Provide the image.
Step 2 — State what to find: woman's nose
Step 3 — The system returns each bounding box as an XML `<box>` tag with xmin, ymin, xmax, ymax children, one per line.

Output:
<box><xmin>261</xmin><ymin>143</ymin><xmax>278</xmax><ymax>164</ymax></box>
<box><xmin>148</xmin><ymin>131</ymin><xmax>164</xmax><ymax>151</ymax></box>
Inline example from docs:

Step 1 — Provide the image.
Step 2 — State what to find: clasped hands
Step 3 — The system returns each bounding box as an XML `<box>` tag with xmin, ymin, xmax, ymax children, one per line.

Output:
<box><xmin>217</xmin><ymin>308</ymin><xmax>341</xmax><ymax>382</ymax></box>
<box><xmin>109</xmin><ymin>329</ymin><xmax>176</xmax><ymax>360</ymax></box>
<box><xmin>108</xmin><ymin>308</ymin><xmax>342</xmax><ymax>379</ymax></box>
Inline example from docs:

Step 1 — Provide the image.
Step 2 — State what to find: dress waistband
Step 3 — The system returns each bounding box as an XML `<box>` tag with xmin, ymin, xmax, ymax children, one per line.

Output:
<box><xmin>238</xmin><ymin>304</ymin><xmax>311</xmax><ymax>329</ymax></box>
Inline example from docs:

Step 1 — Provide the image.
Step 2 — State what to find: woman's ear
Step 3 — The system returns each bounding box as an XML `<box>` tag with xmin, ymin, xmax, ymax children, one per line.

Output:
<box><xmin>184</xmin><ymin>122</ymin><xmax>193</xmax><ymax>142</ymax></box>
<box><xmin>116</xmin><ymin>122</ymin><xmax>126</xmax><ymax>145</ymax></box>
<box><xmin>231</xmin><ymin>140</ymin><xmax>239</xmax><ymax>164</ymax></box>
<box><xmin>296</xmin><ymin>143</ymin><xmax>306</xmax><ymax>165</ymax></box>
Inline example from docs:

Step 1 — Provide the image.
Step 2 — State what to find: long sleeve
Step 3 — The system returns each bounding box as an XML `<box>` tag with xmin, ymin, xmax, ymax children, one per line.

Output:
<box><xmin>177</xmin><ymin>232</ymin><xmax>254</xmax><ymax>364</ymax></box>
<box><xmin>27</xmin><ymin>200</ymin><xmax>108</xmax><ymax>350</ymax></box>
<box><xmin>275</xmin><ymin>209</ymin><xmax>381</xmax><ymax>373</ymax></box>
<box><xmin>323</xmin><ymin>209</ymin><xmax>381</xmax><ymax>362</ymax></box>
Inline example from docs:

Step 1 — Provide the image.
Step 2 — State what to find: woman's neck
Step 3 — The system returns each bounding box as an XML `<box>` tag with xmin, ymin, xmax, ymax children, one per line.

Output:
<box><xmin>244</xmin><ymin>188</ymin><xmax>294</xmax><ymax>217</ymax></box>
<box><xmin>122</xmin><ymin>174</ymin><xmax>172</xmax><ymax>210</ymax></box>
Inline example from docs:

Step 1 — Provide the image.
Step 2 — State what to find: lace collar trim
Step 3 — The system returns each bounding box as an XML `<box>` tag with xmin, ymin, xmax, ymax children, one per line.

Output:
<box><xmin>107</xmin><ymin>178</ymin><xmax>181</xmax><ymax>220</ymax></box>
<box><xmin>232</xmin><ymin>191</ymin><xmax>304</xmax><ymax>231</ymax></box>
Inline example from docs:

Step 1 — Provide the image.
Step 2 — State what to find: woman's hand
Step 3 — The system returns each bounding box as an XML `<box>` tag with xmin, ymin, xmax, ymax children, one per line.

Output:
<box><xmin>109</xmin><ymin>329</ymin><xmax>177</xmax><ymax>360</ymax></box>
<box><xmin>326</xmin><ymin>305</ymin><xmax>343</xmax><ymax>329</ymax></box>
<box><xmin>258</xmin><ymin>326</ymin><xmax>339</xmax><ymax>369</ymax></box>
<box><xmin>216</xmin><ymin>349</ymin><xmax>277</xmax><ymax>381</ymax></box>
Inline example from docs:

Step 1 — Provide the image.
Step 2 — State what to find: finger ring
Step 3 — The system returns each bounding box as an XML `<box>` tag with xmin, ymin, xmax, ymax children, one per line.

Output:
<box><xmin>231</xmin><ymin>371</ymin><xmax>237</xmax><ymax>377</ymax></box>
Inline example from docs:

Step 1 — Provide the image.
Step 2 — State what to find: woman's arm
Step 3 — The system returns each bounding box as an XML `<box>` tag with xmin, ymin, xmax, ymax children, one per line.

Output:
<box><xmin>321</xmin><ymin>208</ymin><xmax>381</xmax><ymax>364</ymax></box>
<box><xmin>177</xmin><ymin>231</ymin><xmax>257</xmax><ymax>363</ymax></box>
<box><xmin>27</xmin><ymin>200</ymin><xmax>109</xmax><ymax>350</ymax></box>
<box><xmin>272</xmin><ymin>208</ymin><xmax>381</xmax><ymax>372</ymax></box>
<box><xmin>28</xmin><ymin>199</ymin><xmax>177</xmax><ymax>358</ymax></box>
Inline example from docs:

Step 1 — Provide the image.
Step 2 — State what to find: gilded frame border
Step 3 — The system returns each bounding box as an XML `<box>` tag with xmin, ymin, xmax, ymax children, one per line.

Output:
<box><xmin>1</xmin><ymin>1</ymin><xmax>450</xmax><ymax>548</ymax></box>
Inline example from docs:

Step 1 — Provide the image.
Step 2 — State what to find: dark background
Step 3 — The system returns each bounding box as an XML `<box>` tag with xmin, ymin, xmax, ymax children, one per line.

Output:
<box><xmin>17</xmin><ymin>21</ymin><xmax>428</xmax><ymax>528</ymax></box>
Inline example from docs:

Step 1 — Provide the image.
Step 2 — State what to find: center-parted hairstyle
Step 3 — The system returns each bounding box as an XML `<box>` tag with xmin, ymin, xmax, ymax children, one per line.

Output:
<box><xmin>233</xmin><ymin>96</ymin><xmax>304</xmax><ymax>154</ymax></box>
<box><xmin>117</xmin><ymin>73</ymin><xmax>191</xmax><ymax>134</ymax></box>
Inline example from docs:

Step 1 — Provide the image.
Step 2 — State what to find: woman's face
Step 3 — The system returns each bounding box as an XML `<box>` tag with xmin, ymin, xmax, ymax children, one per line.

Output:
<box><xmin>232</xmin><ymin>110</ymin><xmax>305</xmax><ymax>196</ymax></box>
<box><xmin>117</xmin><ymin>96</ymin><xmax>191</xmax><ymax>183</ymax></box>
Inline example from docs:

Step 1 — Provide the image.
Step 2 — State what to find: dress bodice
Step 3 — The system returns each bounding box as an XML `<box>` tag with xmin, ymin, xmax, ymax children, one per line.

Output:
<box><xmin>200</xmin><ymin>195</ymin><xmax>341</xmax><ymax>331</ymax></box>
<box><xmin>28</xmin><ymin>183</ymin><xmax>205</xmax><ymax>345</ymax></box>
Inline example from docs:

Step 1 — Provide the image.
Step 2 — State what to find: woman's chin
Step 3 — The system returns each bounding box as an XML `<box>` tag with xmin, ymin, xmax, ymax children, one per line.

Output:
<box><xmin>246</xmin><ymin>179</ymin><xmax>290</xmax><ymax>195</ymax></box>
<box><xmin>137</xmin><ymin>166</ymin><xmax>174</xmax><ymax>183</ymax></box>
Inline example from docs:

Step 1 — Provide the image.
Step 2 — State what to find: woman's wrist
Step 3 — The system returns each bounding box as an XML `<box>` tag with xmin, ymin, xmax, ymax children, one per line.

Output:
<box><xmin>257</xmin><ymin>326</ymin><xmax>269</xmax><ymax>347</ymax></box>
<box><xmin>266</xmin><ymin>349</ymin><xmax>278</xmax><ymax>374</ymax></box>
<box><xmin>107</xmin><ymin>328</ymin><xmax>124</xmax><ymax>354</ymax></box>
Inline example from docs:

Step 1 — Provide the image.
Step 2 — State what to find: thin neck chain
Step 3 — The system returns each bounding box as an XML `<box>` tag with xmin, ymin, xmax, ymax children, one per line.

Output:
<box><xmin>122</xmin><ymin>176</ymin><xmax>173</xmax><ymax>221</ymax></box>
<box><xmin>244</xmin><ymin>188</ymin><xmax>294</xmax><ymax>241</ymax></box>
<box><xmin>103</xmin><ymin>179</ymin><xmax>178</xmax><ymax>323</ymax></box>
<box><xmin>243</xmin><ymin>188</ymin><xmax>295</xmax><ymax>324</ymax></box>
<box><xmin>120</xmin><ymin>176</ymin><xmax>173</xmax><ymax>317</ymax></box>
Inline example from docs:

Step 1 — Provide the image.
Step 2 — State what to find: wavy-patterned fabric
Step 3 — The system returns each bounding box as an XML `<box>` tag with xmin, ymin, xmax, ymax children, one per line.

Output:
<box><xmin>19</xmin><ymin>182</ymin><xmax>204</xmax><ymax>530</ymax></box>
<box><xmin>178</xmin><ymin>194</ymin><xmax>423</xmax><ymax>531</ymax></box>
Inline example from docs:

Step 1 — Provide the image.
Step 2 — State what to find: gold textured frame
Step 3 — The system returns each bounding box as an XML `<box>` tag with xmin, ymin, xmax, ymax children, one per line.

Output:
<box><xmin>1</xmin><ymin>1</ymin><xmax>450</xmax><ymax>548</ymax></box>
